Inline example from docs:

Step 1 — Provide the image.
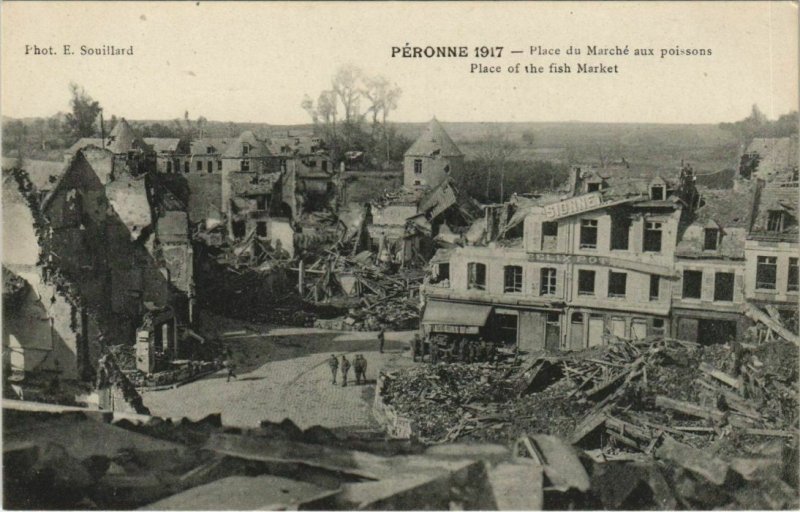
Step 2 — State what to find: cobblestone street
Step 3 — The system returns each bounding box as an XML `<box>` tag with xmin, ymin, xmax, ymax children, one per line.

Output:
<box><xmin>143</xmin><ymin>325</ymin><xmax>416</xmax><ymax>431</ymax></box>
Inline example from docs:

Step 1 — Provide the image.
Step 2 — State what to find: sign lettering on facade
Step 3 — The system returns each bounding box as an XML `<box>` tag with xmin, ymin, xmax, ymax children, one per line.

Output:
<box><xmin>528</xmin><ymin>252</ymin><xmax>675</xmax><ymax>276</ymax></box>
<box><xmin>543</xmin><ymin>193</ymin><xmax>603</xmax><ymax>220</ymax></box>
<box><xmin>429</xmin><ymin>324</ymin><xmax>479</xmax><ymax>334</ymax></box>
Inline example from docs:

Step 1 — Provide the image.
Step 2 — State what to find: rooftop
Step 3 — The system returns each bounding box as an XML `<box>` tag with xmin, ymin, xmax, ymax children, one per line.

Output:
<box><xmin>404</xmin><ymin>118</ymin><xmax>463</xmax><ymax>158</ymax></box>
<box><xmin>222</xmin><ymin>131</ymin><xmax>274</xmax><ymax>158</ymax></box>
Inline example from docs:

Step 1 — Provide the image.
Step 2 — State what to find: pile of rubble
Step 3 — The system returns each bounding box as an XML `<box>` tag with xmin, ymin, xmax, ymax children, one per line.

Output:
<box><xmin>306</xmin><ymin>251</ymin><xmax>424</xmax><ymax>330</ymax></box>
<box><xmin>5</xmin><ymin>399</ymin><xmax>797</xmax><ymax>510</ymax></box>
<box><xmin>376</xmin><ymin>337</ymin><xmax>799</xmax><ymax>507</ymax></box>
<box><xmin>381</xmin><ymin>335</ymin><xmax>799</xmax><ymax>455</ymax></box>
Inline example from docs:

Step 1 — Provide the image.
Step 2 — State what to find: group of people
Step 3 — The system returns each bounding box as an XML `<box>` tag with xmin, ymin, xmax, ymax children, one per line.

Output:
<box><xmin>412</xmin><ymin>335</ymin><xmax>499</xmax><ymax>364</ymax></box>
<box><xmin>328</xmin><ymin>354</ymin><xmax>368</xmax><ymax>386</ymax></box>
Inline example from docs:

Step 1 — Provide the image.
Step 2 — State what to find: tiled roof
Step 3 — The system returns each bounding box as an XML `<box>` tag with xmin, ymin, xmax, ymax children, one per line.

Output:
<box><xmin>693</xmin><ymin>184</ymin><xmax>756</xmax><ymax>229</ymax></box>
<box><xmin>676</xmin><ymin>183</ymin><xmax>757</xmax><ymax>259</ymax></box>
<box><xmin>750</xmin><ymin>182</ymin><xmax>799</xmax><ymax>240</ymax></box>
<box><xmin>222</xmin><ymin>131</ymin><xmax>273</xmax><ymax>158</ymax></box>
<box><xmin>405</xmin><ymin>118</ymin><xmax>463</xmax><ymax>158</ymax></box>
<box><xmin>143</xmin><ymin>138</ymin><xmax>181</xmax><ymax>153</ymax></box>
<box><xmin>190</xmin><ymin>138</ymin><xmax>232</xmax><ymax>156</ymax></box>
<box><xmin>744</xmin><ymin>136</ymin><xmax>799</xmax><ymax>181</ymax></box>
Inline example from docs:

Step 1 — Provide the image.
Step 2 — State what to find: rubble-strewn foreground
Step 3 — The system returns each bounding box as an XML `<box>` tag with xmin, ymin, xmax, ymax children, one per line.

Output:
<box><xmin>378</xmin><ymin>337</ymin><xmax>799</xmax><ymax>509</ymax></box>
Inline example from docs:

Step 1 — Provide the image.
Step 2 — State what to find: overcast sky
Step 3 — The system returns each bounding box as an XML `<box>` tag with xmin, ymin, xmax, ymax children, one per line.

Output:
<box><xmin>2</xmin><ymin>2</ymin><xmax>797</xmax><ymax>124</ymax></box>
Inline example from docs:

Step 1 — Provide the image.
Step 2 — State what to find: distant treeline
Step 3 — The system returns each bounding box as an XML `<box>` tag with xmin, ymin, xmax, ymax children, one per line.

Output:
<box><xmin>452</xmin><ymin>159</ymin><xmax>569</xmax><ymax>203</ymax></box>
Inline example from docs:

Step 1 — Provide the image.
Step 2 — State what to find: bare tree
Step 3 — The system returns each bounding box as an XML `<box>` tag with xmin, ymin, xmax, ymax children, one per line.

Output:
<box><xmin>362</xmin><ymin>75</ymin><xmax>402</xmax><ymax>161</ymax></box>
<box><xmin>478</xmin><ymin>126</ymin><xmax>518</xmax><ymax>202</ymax></box>
<box><xmin>331</xmin><ymin>64</ymin><xmax>364</xmax><ymax>126</ymax></box>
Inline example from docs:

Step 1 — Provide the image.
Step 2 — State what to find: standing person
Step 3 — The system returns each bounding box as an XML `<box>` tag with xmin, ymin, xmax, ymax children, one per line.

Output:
<box><xmin>468</xmin><ymin>340</ymin><xmax>478</xmax><ymax>363</ymax></box>
<box><xmin>328</xmin><ymin>354</ymin><xmax>339</xmax><ymax>385</ymax></box>
<box><xmin>225</xmin><ymin>357</ymin><xmax>237</xmax><ymax>382</ymax></box>
<box><xmin>360</xmin><ymin>355</ymin><xmax>368</xmax><ymax>384</ymax></box>
<box><xmin>353</xmin><ymin>355</ymin><xmax>363</xmax><ymax>385</ymax></box>
<box><xmin>340</xmin><ymin>355</ymin><xmax>351</xmax><ymax>387</ymax></box>
<box><xmin>458</xmin><ymin>337</ymin><xmax>468</xmax><ymax>363</ymax></box>
<box><xmin>377</xmin><ymin>326</ymin><xmax>386</xmax><ymax>354</ymax></box>
<box><xmin>413</xmin><ymin>334</ymin><xmax>423</xmax><ymax>362</ymax></box>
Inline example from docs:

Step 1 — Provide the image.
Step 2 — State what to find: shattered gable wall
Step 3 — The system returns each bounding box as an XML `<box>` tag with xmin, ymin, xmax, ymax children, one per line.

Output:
<box><xmin>3</xmin><ymin>172</ymin><xmax>100</xmax><ymax>380</ymax></box>
<box><xmin>156</xmin><ymin>210</ymin><xmax>194</xmax><ymax>295</ymax></box>
<box><xmin>40</xmin><ymin>151</ymin><xmax>176</xmax><ymax>349</ymax></box>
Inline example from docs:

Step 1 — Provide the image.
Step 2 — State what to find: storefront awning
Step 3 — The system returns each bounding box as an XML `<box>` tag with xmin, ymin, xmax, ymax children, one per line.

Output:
<box><xmin>422</xmin><ymin>300</ymin><xmax>492</xmax><ymax>327</ymax></box>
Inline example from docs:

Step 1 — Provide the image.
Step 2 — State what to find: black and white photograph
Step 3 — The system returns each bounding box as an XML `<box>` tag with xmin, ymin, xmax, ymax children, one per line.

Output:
<box><xmin>1</xmin><ymin>1</ymin><xmax>798</xmax><ymax>509</ymax></box>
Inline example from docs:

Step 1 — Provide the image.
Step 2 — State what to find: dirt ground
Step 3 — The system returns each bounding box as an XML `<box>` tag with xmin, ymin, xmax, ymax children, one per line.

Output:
<box><xmin>143</xmin><ymin>315</ymin><xmax>416</xmax><ymax>432</ymax></box>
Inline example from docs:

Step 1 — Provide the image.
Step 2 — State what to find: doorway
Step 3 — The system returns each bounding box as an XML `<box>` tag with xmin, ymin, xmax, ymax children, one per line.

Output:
<box><xmin>545</xmin><ymin>312</ymin><xmax>561</xmax><ymax>351</ymax></box>
<box><xmin>569</xmin><ymin>312</ymin><xmax>585</xmax><ymax>350</ymax></box>
<box><xmin>588</xmin><ymin>315</ymin><xmax>604</xmax><ymax>347</ymax></box>
<box><xmin>697</xmin><ymin>319</ymin><xmax>737</xmax><ymax>345</ymax></box>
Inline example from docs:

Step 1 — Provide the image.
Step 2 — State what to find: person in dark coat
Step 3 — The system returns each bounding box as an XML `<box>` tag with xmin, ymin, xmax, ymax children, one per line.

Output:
<box><xmin>377</xmin><ymin>327</ymin><xmax>386</xmax><ymax>353</ymax></box>
<box><xmin>353</xmin><ymin>355</ymin><xmax>362</xmax><ymax>384</ymax></box>
<box><xmin>328</xmin><ymin>354</ymin><xmax>339</xmax><ymax>384</ymax></box>
<box><xmin>413</xmin><ymin>334</ymin><xmax>423</xmax><ymax>362</ymax></box>
<box><xmin>458</xmin><ymin>337</ymin><xmax>468</xmax><ymax>363</ymax></box>
<box><xmin>226</xmin><ymin>358</ymin><xmax>237</xmax><ymax>382</ymax></box>
<box><xmin>340</xmin><ymin>355</ymin><xmax>351</xmax><ymax>387</ymax></box>
<box><xmin>357</xmin><ymin>355</ymin><xmax>367</xmax><ymax>384</ymax></box>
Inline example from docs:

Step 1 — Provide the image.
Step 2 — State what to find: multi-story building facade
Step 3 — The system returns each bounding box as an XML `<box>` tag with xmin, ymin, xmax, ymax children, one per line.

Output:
<box><xmin>422</xmin><ymin>164</ymin><xmax>712</xmax><ymax>352</ymax></box>
<box><xmin>423</xmin><ymin>154</ymin><xmax>800</xmax><ymax>352</ymax></box>
<box><xmin>672</xmin><ymin>184</ymin><xmax>756</xmax><ymax>343</ymax></box>
<box><xmin>744</xmin><ymin>179</ymin><xmax>799</xmax><ymax>318</ymax></box>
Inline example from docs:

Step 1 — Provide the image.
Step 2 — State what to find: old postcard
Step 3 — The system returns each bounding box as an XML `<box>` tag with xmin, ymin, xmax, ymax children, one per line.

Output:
<box><xmin>2</xmin><ymin>1</ymin><xmax>798</xmax><ymax>509</ymax></box>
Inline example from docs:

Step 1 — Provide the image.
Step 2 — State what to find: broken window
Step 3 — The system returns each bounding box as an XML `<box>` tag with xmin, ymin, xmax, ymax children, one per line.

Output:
<box><xmin>756</xmin><ymin>256</ymin><xmax>777</xmax><ymax>290</ymax></box>
<box><xmin>649</xmin><ymin>274</ymin><xmax>660</xmax><ymax>300</ymax></box>
<box><xmin>241</xmin><ymin>159</ymin><xmax>250</xmax><ymax>171</ymax></box>
<box><xmin>540</xmin><ymin>268</ymin><xmax>557</xmax><ymax>296</ymax></box>
<box><xmin>197</xmin><ymin>160</ymin><xmax>203</xmax><ymax>171</ymax></box>
<box><xmin>644</xmin><ymin>221</ymin><xmax>662</xmax><ymax>252</ymax></box>
<box><xmin>232</xmin><ymin>221</ymin><xmax>246</xmax><ymax>239</ymax></box>
<box><xmin>184</xmin><ymin>161</ymin><xmax>190</xmax><ymax>173</ymax></box>
<box><xmin>322</xmin><ymin>161</ymin><xmax>328</xmax><ymax>172</ymax></box>
<box><xmin>682</xmin><ymin>270</ymin><xmax>703</xmax><ymax>299</ymax></box>
<box><xmin>256</xmin><ymin>195</ymin><xmax>267</xmax><ymax>210</ymax></box>
<box><xmin>704</xmin><ymin>228</ymin><xmax>719</xmax><ymax>250</ymax></box>
<box><xmin>610</xmin><ymin>215</ymin><xmax>630</xmax><ymax>250</ymax></box>
<box><xmin>580</xmin><ymin>219</ymin><xmax>598</xmax><ymax>249</ymax></box>
<box><xmin>444</xmin><ymin>165</ymin><xmax>450</xmax><ymax>174</ymax></box>
<box><xmin>218</xmin><ymin>160</ymin><xmax>222</xmax><ymax>171</ymax></box>
<box><xmin>542</xmin><ymin>221</ymin><xmax>558</xmax><ymax>251</ymax></box>
<box><xmin>587</xmin><ymin>182</ymin><xmax>601</xmax><ymax>192</ymax></box>
<box><xmin>414</xmin><ymin>159</ymin><xmax>423</xmax><ymax>174</ymax></box>
<box><xmin>207</xmin><ymin>146</ymin><xmax>214</xmax><ymax>154</ymax></box>
<box><xmin>788</xmin><ymin>258</ymin><xmax>799</xmax><ymax>292</ymax></box>
<box><xmin>242</xmin><ymin>144</ymin><xmax>250</xmax><ymax>155</ymax></box>
<box><xmin>432</xmin><ymin>263</ymin><xmax>450</xmax><ymax>284</ymax></box>
<box><xmin>652</xmin><ymin>318</ymin><xmax>666</xmax><ymax>336</ymax></box>
<box><xmin>256</xmin><ymin>221</ymin><xmax>267</xmax><ymax>237</ymax></box>
<box><xmin>608</xmin><ymin>271</ymin><xmax>627</xmax><ymax>298</ymax></box>
<box><xmin>414</xmin><ymin>180</ymin><xmax>421</xmax><ymax>186</ymax></box>
<box><xmin>767</xmin><ymin>211</ymin><xmax>784</xmax><ymax>232</ymax></box>
<box><xmin>651</xmin><ymin>185</ymin><xmax>665</xmax><ymax>200</ymax></box>
<box><xmin>578</xmin><ymin>270</ymin><xmax>595</xmax><ymax>295</ymax></box>
<box><xmin>504</xmin><ymin>265</ymin><xmax>523</xmax><ymax>293</ymax></box>
<box><xmin>467</xmin><ymin>262</ymin><xmax>486</xmax><ymax>290</ymax></box>
<box><xmin>714</xmin><ymin>272</ymin><xmax>734</xmax><ymax>302</ymax></box>
<box><xmin>166</xmin><ymin>161</ymin><xmax>172</xmax><ymax>173</ymax></box>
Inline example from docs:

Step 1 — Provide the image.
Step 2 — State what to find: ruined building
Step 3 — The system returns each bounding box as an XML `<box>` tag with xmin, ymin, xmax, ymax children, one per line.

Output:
<box><xmin>2</xmin><ymin>141</ymin><xmax>195</xmax><ymax>391</ymax></box>
<box><xmin>404</xmin><ymin>117</ymin><xmax>464</xmax><ymax>189</ymax></box>
<box><xmin>423</xmin><ymin>153</ymin><xmax>799</xmax><ymax>351</ymax></box>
